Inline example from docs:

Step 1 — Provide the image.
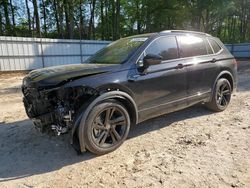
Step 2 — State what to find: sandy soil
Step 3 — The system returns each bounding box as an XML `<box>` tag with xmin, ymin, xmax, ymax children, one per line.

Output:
<box><xmin>0</xmin><ymin>62</ymin><xmax>250</xmax><ymax>188</ymax></box>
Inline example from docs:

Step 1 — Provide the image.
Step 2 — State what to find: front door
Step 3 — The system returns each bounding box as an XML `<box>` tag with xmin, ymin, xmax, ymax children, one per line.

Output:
<box><xmin>126</xmin><ymin>36</ymin><xmax>188</xmax><ymax>122</ymax></box>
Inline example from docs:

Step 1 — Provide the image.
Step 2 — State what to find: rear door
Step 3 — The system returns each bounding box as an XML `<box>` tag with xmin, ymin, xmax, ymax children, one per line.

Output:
<box><xmin>176</xmin><ymin>35</ymin><xmax>220</xmax><ymax>103</ymax></box>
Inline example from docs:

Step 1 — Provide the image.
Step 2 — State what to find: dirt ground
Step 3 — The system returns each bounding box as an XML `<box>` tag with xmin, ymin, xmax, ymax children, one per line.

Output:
<box><xmin>0</xmin><ymin>62</ymin><xmax>250</xmax><ymax>188</ymax></box>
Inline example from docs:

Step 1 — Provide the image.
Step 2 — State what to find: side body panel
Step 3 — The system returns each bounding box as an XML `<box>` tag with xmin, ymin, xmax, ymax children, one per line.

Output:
<box><xmin>125</xmin><ymin>60</ymin><xmax>188</xmax><ymax>122</ymax></box>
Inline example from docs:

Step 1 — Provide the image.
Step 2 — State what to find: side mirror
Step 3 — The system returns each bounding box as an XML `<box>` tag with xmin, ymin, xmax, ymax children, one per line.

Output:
<box><xmin>138</xmin><ymin>54</ymin><xmax>163</xmax><ymax>73</ymax></box>
<box><xmin>144</xmin><ymin>54</ymin><xmax>163</xmax><ymax>66</ymax></box>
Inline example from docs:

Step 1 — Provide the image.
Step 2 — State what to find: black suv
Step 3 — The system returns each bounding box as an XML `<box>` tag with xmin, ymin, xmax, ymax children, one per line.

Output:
<box><xmin>22</xmin><ymin>30</ymin><xmax>237</xmax><ymax>155</ymax></box>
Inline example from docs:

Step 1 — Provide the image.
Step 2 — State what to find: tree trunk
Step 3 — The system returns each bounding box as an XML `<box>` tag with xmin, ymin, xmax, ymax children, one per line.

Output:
<box><xmin>111</xmin><ymin>0</ymin><xmax>115</xmax><ymax>40</ymax></box>
<box><xmin>68</xmin><ymin>0</ymin><xmax>74</xmax><ymax>39</ymax></box>
<box><xmin>32</xmin><ymin>12</ymin><xmax>35</xmax><ymax>34</ymax></box>
<box><xmin>136</xmin><ymin>1</ymin><xmax>141</xmax><ymax>34</ymax></box>
<box><xmin>205</xmin><ymin>8</ymin><xmax>210</xmax><ymax>33</ymax></box>
<box><xmin>88</xmin><ymin>0</ymin><xmax>96</xmax><ymax>39</ymax></box>
<box><xmin>0</xmin><ymin>11</ymin><xmax>3</xmax><ymax>35</ymax></box>
<box><xmin>33</xmin><ymin>0</ymin><xmax>41</xmax><ymax>37</ymax></box>
<box><xmin>79</xmin><ymin>0</ymin><xmax>84</xmax><ymax>39</ymax></box>
<box><xmin>92</xmin><ymin>0</ymin><xmax>96</xmax><ymax>39</ymax></box>
<box><xmin>41</xmin><ymin>0</ymin><xmax>47</xmax><ymax>34</ymax></box>
<box><xmin>25</xmin><ymin>0</ymin><xmax>32</xmax><ymax>35</ymax></box>
<box><xmin>232</xmin><ymin>17</ymin><xmax>236</xmax><ymax>42</ymax></box>
<box><xmin>88</xmin><ymin>2</ymin><xmax>92</xmax><ymax>39</ymax></box>
<box><xmin>3</xmin><ymin>0</ymin><xmax>11</xmax><ymax>35</ymax></box>
<box><xmin>104</xmin><ymin>0</ymin><xmax>109</xmax><ymax>40</ymax></box>
<box><xmin>58</xmin><ymin>0</ymin><xmax>64</xmax><ymax>38</ymax></box>
<box><xmin>145</xmin><ymin>1</ymin><xmax>151</xmax><ymax>32</ymax></box>
<box><xmin>100</xmin><ymin>0</ymin><xmax>104</xmax><ymax>40</ymax></box>
<box><xmin>53</xmin><ymin>0</ymin><xmax>62</xmax><ymax>38</ymax></box>
<box><xmin>197</xmin><ymin>14</ymin><xmax>201</xmax><ymax>31</ymax></box>
<box><xmin>63</xmin><ymin>0</ymin><xmax>70</xmax><ymax>38</ymax></box>
<box><xmin>239</xmin><ymin>0</ymin><xmax>248</xmax><ymax>42</ymax></box>
<box><xmin>115</xmin><ymin>0</ymin><xmax>120</xmax><ymax>39</ymax></box>
<box><xmin>9</xmin><ymin>0</ymin><xmax>16</xmax><ymax>35</ymax></box>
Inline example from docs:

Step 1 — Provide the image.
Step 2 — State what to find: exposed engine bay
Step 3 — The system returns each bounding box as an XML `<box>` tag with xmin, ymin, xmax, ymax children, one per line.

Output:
<box><xmin>22</xmin><ymin>82</ymin><xmax>98</xmax><ymax>135</ymax></box>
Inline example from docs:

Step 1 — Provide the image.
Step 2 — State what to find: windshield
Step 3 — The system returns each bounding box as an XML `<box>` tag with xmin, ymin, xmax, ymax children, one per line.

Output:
<box><xmin>86</xmin><ymin>37</ymin><xmax>148</xmax><ymax>64</ymax></box>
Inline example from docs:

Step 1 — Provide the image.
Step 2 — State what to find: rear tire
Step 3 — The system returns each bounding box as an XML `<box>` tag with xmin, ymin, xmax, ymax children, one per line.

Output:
<box><xmin>83</xmin><ymin>101</ymin><xmax>130</xmax><ymax>155</ymax></box>
<box><xmin>206</xmin><ymin>78</ymin><xmax>232</xmax><ymax>112</ymax></box>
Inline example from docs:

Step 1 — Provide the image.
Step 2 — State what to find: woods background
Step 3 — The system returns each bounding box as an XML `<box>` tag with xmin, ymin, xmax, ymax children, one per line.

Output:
<box><xmin>0</xmin><ymin>0</ymin><xmax>249</xmax><ymax>43</ymax></box>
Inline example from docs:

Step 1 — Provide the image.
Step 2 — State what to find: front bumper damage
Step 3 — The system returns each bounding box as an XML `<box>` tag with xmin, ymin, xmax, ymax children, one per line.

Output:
<box><xmin>22</xmin><ymin>86</ymin><xmax>73</xmax><ymax>135</ymax></box>
<box><xmin>22</xmin><ymin>82</ymin><xmax>98</xmax><ymax>136</ymax></box>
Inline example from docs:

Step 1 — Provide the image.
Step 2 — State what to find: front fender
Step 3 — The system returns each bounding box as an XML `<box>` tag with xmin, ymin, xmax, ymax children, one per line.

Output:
<box><xmin>71</xmin><ymin>91</ymin><xmax>138</xmax><ymax>153</ymax></box>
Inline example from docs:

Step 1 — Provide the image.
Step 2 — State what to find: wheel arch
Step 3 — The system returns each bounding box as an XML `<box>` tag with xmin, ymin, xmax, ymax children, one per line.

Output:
<box><xmin>211</xmin><ymin>71</ymin><xmax>235</xmax><ymax>101</ymax></box>
<box><xmin>71</xmin><ymin>90</ymin><xmax>138</xmax><ymax>153</ymax></box>
<box><xmin>215</xmin><ymin>71</ymin><xmax>235</xmax><ymax>92</ymax></box>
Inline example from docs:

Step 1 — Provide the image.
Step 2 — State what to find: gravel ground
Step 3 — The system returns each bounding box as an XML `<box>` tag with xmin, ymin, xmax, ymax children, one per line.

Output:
<box><xmin>0</xmin><ymin>62</ymin><xmax>250</xmax><ymax>188</ymax></box>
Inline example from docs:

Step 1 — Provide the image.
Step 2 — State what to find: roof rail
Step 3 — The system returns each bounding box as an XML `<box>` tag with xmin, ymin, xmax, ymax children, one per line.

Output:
<box><xmin>160</xmin><ymin>30</ymin><xmax>211</xmax><ymax>36</ymax></box>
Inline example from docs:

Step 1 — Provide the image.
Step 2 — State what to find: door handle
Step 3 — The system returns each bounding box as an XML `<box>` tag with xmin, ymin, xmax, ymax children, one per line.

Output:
<box><xmin>210</xmin><ymin>58</ymin><xmax>217</xmax><ymax>63</ymax></box>
<box><xmin>176</xmin><ymin>63</ymin><xmax>184</xmax><ymax>69</ymax></box>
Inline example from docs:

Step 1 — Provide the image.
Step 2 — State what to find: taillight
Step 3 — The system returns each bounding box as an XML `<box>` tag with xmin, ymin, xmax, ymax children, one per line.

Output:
<box><xmin>233</xmin><ymin>59</ymin><xmax>238</xmax><ymax>66</ymax></box>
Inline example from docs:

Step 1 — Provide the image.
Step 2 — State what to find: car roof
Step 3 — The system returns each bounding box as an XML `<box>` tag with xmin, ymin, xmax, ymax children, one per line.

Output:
<box><xmin>125</xmin><ymin>33</ymin><xmax>155</xmax><ymax>38</ymax></box>
<box><xmin>159</xmin><ymin>30</ymin><xmax>211</xmax><ymax>37</ymax></box>
<box><xmin>126</xmin><ymin>30</ymin><xmax>212</xmax><ymax>40</ymax></box>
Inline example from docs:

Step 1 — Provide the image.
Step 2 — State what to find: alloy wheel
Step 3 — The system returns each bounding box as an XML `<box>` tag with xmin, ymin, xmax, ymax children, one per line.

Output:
<box><xmin>91</xmin><ymin>106</ymin><xmax>128</xmax><ymax>148</ymax></box>
<box><xmin>216</xmin><ymin>82</ymin><xmax>231</xmax><ymax>108</ymax></box>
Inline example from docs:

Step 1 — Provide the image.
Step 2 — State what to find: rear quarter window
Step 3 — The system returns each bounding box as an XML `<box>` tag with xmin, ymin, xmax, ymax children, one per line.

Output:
<box><xmin>208</xmin><ymin>38</ymin><xmax>222</xmax><ymax>53</ymax></box>
<box><xmin>177</xmin><ymin>35</ymin><xmax>208</xmax><ymax>58</ymax></box>
<box><xmin>204</xmin><ymin>39</ymin><xmax>214</xmax><ymax>54</ymax></box>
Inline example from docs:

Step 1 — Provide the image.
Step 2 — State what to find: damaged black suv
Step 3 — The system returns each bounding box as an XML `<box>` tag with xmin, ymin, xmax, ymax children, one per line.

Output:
<box><xmin>22</xmin><ymin>30</ymin><xmax>237</xmax><ymax>155</ymax></box>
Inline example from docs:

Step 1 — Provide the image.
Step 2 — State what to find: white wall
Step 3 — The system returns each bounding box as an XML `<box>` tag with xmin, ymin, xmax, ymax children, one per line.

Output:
<box><xmin>0</xmin><ymin>36</ymin><xmax>110</xmax><ymax>71</ymax></box>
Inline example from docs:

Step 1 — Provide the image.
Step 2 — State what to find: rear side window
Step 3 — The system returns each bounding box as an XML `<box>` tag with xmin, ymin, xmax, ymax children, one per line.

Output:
<box><xmin>145</xmin><ymin>36</ymin><xmax>178</xmax><ymax>61</ymax></box>
<box><xmin>208</xmin><ymin>38</ymin><xmax>222</xmax><ymax>53</ymax></box>
<box><xmin>177</xmin><ymin>35</ymin><xmax>207</xmax><ymax>58</ymax></box>
<box><xmin>204</xmin><ymin>39</ymin><xmax>213</xmax><ymax>54</ymax></box>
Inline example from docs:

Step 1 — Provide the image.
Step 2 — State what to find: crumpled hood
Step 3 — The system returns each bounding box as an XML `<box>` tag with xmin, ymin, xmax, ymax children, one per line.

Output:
<box><xmin>24</xmin><ymin>63</ymin><xmax>114</xmax><ymax>88</ymax></box>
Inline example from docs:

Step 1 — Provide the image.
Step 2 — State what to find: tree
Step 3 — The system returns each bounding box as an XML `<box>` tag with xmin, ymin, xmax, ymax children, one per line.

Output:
<box><xmin>68</xmin><ymin>0</ymin><xmax>74</xmax><ymax>39</ymax></box>
<box><xmin>237</xmin><ymin>0</ymin><xmax>249</xmax><ymax>42</ymax></box>
<box><xmin>3</xmin><ymin>0</ymin><xmax>11</xmax><ymax>35</ymax></box>
<box><xmin>79</xmin><ymin>0</ymin><xmax>85</xmax><ymax>39</ymax></box>
<box><xmin>25</xmin><ymin>0</ymin><xmax>32</xmax><ymax>35</ymax></box>
<box><xmin>63</xmin><ymin>0</ymin><xmax>72</xmax><ymax>38</ymax></box>
<box><xmin>41</xmin><ymin>0</ymin><xmax>47</xmax><ymax>34</ymax></box>
<box><xmin>33</xmin><ymin>0</ymin><xmax>41</xmax><ymax>36</ymax></box>
<box><xmin>88</xmin><ymin>0</ymin><xmax>96</xmax><ymax>39</ymax></box>
<box><xmin>9</xmin><ymin>0</ymin><xmax>16</xmax><ymax>35</ymax></box>
<box><xmin>115</xmin><ymin>0</ymin><xmax>120</xmax><ymax>38</ymax></box>
<box><xmin>0</xmin><ymin>8</ymin><xmax>3</xmax><ymax>35</ymax></box>
<box><xmin>0</xmin><ymin>0</ymin><xmax>248</xmax><ymax>43</ymax></box>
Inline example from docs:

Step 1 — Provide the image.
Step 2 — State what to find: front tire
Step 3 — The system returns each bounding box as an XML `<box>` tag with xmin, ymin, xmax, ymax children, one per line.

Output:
<box><xmin>206</xmin><ymin>78</ymin><xmax>232</xmax><ymax>112</ymax></box>
<box><xmin>84</xmin><ymin>101</ymin><xmax>130</xmax><ymax>155</ymax></box>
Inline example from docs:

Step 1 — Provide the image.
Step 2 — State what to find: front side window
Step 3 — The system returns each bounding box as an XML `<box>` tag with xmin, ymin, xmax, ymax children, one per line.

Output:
<box><xmin>145</xmin><ymin>36</ymin><xmax>178</xmax><ymax>61</ymax></box>
<box><xmin>208</xmin><ymin>38</ymin><xmax>222</xmax><ymax>53</ymax></box>
<box><xmin>177</xmin><ymin>35</ymin><xmax>208</xmax><ymax>58</ymax></box>
<box><xmin>86</xmin><ymin>37</ymin><xmax>148</xmax><ymax>64</ymax></box>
